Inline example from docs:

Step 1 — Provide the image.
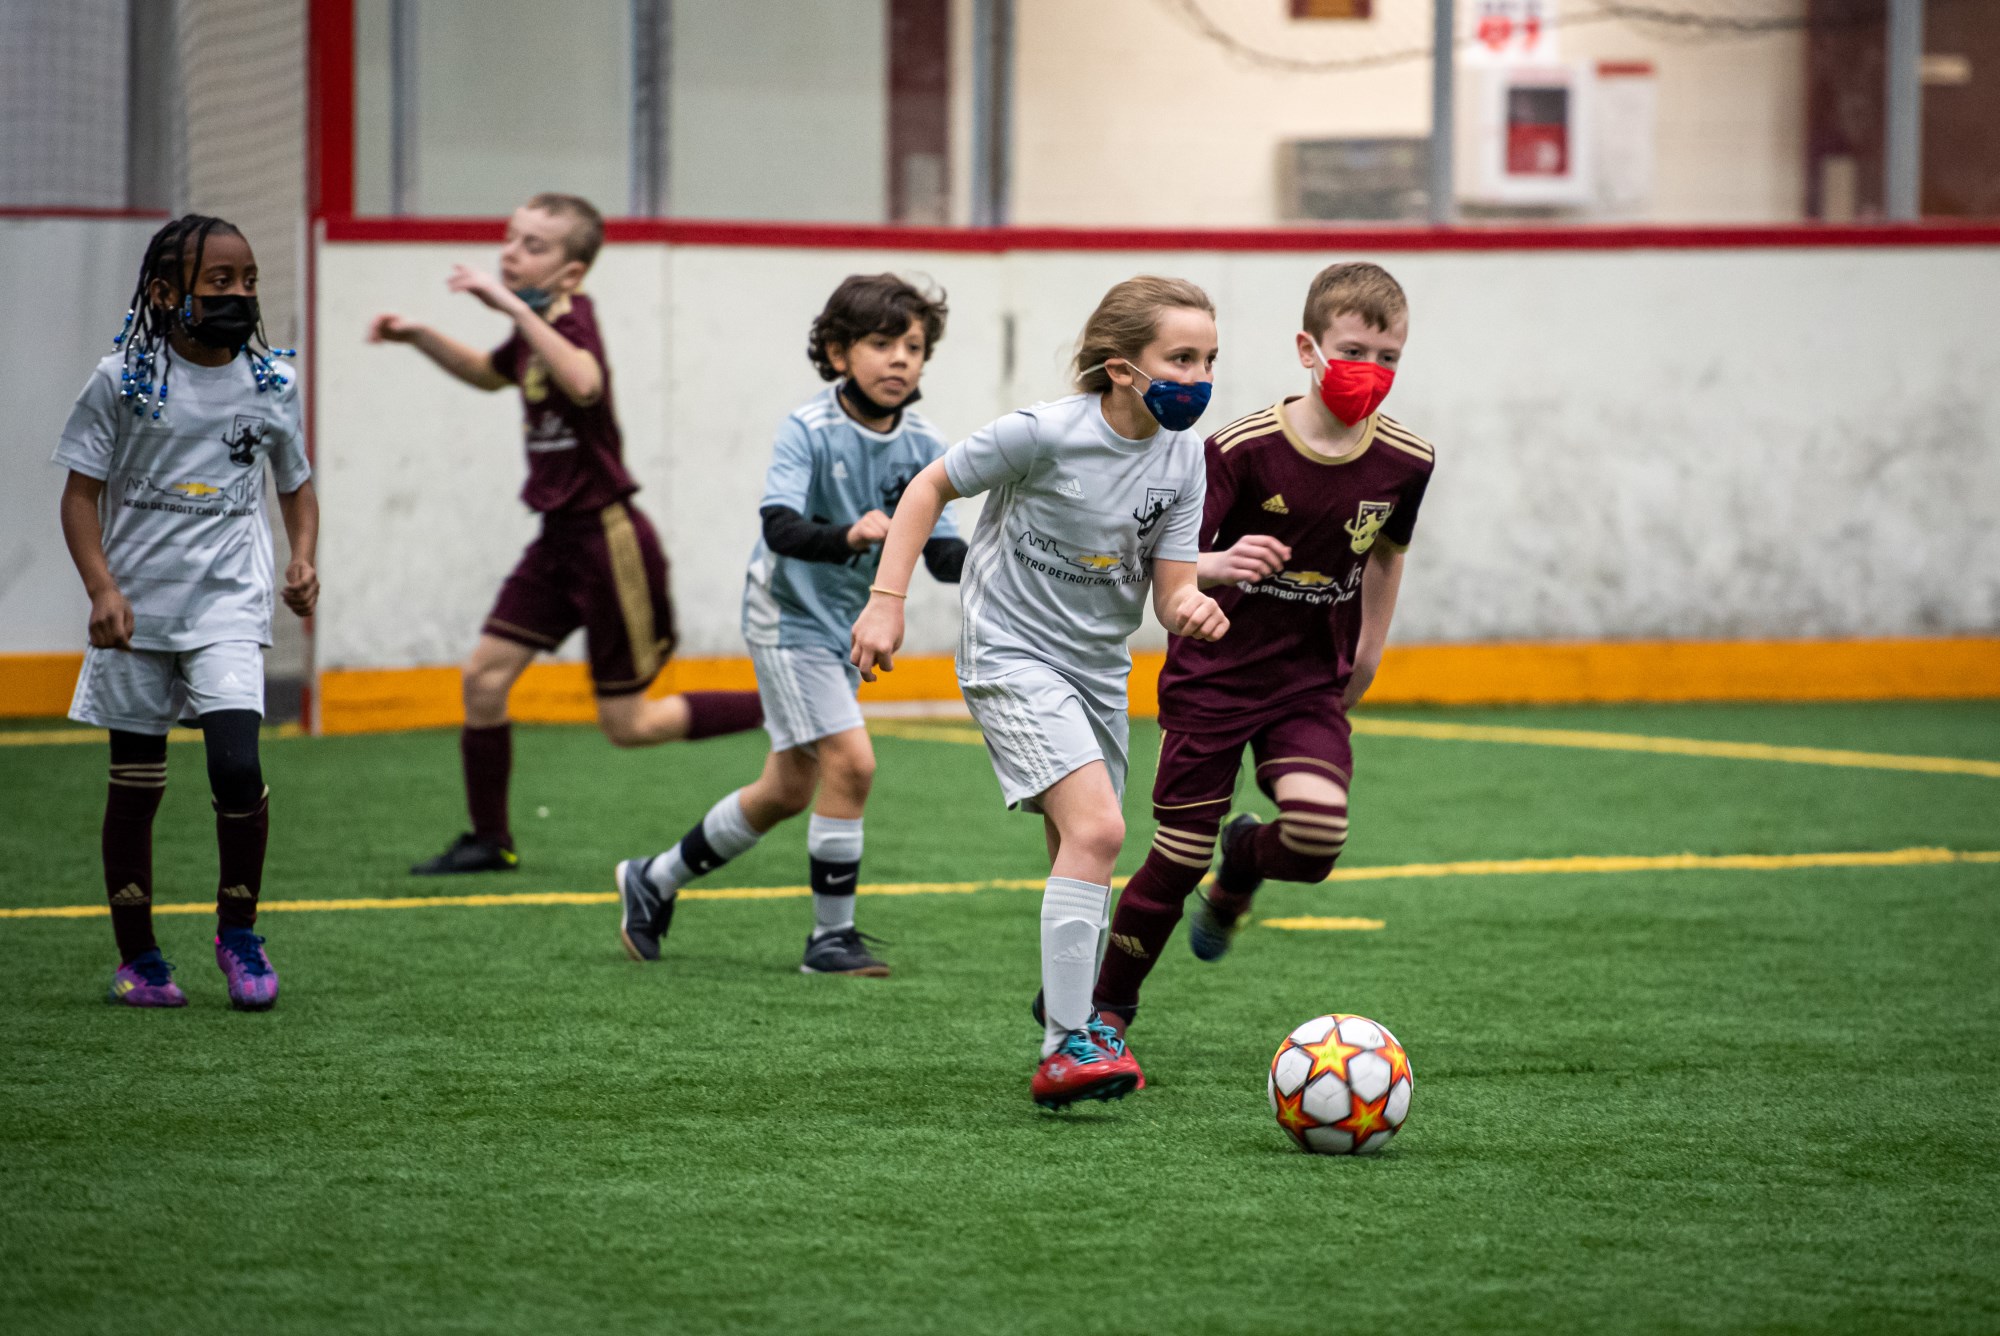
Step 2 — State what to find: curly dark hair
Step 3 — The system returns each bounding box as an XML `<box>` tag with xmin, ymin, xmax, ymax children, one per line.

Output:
<box><xmin>806</xmin><ymin>273</ymin><xmax>948</xmax><ymax>381</ymax></box>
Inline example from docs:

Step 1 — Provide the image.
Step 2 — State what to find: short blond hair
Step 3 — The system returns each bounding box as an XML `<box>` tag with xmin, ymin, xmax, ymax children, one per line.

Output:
<box><xmin>1302</xmin><ymin>261</ymin><xmax>1407</xmax><ymax>338</ymax></box>
<box><xmin>525</xmin><ymin>192</ymin><xmax>605</xmax><ymax>267</ymax></box>
<box><xmin>1071</xmin><ymin>275</ymin><xmax>1216</xmax><ymax>393</ymax></box>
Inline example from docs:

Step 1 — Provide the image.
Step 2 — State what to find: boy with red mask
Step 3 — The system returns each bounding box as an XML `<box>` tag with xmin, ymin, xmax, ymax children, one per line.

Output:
<box><xmin>1088</xmin><ymin>261</ymin><xmax>1435</xmax><ymax>1052</ymax></box>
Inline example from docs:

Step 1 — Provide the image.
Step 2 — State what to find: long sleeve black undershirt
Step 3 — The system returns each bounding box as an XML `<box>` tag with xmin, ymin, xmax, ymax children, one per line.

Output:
<box><xmin>758</xmin><ymin>505</ymin><xmax>968</xmax><ymax>583</ymax></box>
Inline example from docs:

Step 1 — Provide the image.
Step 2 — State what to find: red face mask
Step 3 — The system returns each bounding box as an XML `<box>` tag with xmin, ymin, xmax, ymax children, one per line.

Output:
<box><xmin>1310</xmin><ymin>345</ymin><xmax>1395</xmax><ymax>426</ymax></box>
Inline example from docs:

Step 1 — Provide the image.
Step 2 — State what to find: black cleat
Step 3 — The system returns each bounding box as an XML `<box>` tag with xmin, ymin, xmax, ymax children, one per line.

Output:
<box><xmin>1190</xmin><ymin>814</ymin><xmax>1263</xmax><ymax>962</ymax></box>
<box><xmin>801</xmin><ymin>927</ymin><xmax>891</xmax><ymax>977</ymax></box>
<box><xmin>615</xmin><ymin>857</ymin><xmax>675</xmax><ymax>962</ymax></box>
<box><xmin>410</xmin><ymin>832</ymin><xmax>519</xmax><ymax>876</ymax></box>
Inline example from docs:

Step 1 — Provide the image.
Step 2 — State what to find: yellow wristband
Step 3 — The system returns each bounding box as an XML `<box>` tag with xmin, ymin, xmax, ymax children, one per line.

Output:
<box><xmin>868</xmin><ymin>585</ymin><xmax>908</xmax><ymax>600</ymax></box>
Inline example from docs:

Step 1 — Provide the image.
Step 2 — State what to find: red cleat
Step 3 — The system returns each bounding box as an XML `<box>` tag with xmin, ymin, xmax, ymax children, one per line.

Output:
<box><xmin>1032</xmin><ymin>1027</ymin><xmax>1141</xmax><ymax>1110</ymax></box>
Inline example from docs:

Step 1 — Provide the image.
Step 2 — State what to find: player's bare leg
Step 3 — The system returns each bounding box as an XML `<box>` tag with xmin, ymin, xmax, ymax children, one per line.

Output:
<box><xmin>1029</xmin><ymin>763</ymin><xmax>1141</xmax><ymax>1107</ymax></box>
<box><xmin>595</xmin><ymin>691</ymin><xmax>691</xmax><ymax>746</ymax></box>
<box><xmin>597</xmin><ymin>688</ymin><xmax>764</xmax><ymax>749</ymax></box>
<box><xmin>413</xmin><ymin>635</ymin><xmax>535</xmax><ymax>874</ymax></box>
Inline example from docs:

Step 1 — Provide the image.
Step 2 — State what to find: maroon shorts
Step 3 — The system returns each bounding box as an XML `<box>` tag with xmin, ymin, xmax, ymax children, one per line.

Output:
<box><xmin>1151</xmin><ymin>703</ymin><xmax>1353</xmax><ymax>824</ymax></box>
<box><xmin>483</xmin><ymin>501</ymin><xmax>677</xmax><ymax>697</ymax></box>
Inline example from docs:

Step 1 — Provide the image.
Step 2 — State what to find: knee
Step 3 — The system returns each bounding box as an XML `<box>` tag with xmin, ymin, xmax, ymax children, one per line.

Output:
<box><xmin>820</xmin><ymin>747</ymin><xmax>876</xmax><ymax>798</ymax></box>
<box><xmin>1066</xmin><ymin>812</ymin><xmax>1127</xmax><ymax>867</ymax></box>
<box><xmin>461</xmin><ymin>660</ymin><xmax>513</xmax><ymax>711</ymax></box>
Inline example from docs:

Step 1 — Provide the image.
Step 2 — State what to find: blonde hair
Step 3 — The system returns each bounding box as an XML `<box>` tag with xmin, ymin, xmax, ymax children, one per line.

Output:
<box><xmin>525</xmin><ymin>192</ymin><xmax>605</xmax><ymax>267</ymax></box>
<box><xmin>1072</xmin><ymin>275</ymin><xmax>1215</xmax><ymax>393</ymax></box>
<box><xmin>1302</xmin><ymin>261</ymin><xmax>1407</xmax><ymax>338</ymax></box>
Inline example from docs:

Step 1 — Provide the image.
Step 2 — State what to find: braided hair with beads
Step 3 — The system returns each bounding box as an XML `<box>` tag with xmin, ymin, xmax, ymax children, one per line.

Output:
<box><xmin>110</xmin><ymin>214</ymin><xmax>295</xmax><ymax>420</ymax></box>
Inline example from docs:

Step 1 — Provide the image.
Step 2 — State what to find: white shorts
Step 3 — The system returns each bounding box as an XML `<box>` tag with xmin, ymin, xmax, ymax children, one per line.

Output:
<box><xmin>960</xmin><ymin>662</ymin><xmax>1129</xmax><ymax>813</ymax></box>
<box><xmin>69</xmin><ymin>641</ymin><xmax>266</xmax><ymax>734</ymax></box>
<box><xmin>752</xmin><ymin>644</ymin><xmax>864</xmax><ymax>754</ymax></box>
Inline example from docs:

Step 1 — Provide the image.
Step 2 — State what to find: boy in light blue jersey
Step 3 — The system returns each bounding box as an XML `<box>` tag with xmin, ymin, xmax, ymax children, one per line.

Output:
<box><xmin>616</xmin><ymin>275</ymin><xmax>966</xmax><ymax>976</ymax></box>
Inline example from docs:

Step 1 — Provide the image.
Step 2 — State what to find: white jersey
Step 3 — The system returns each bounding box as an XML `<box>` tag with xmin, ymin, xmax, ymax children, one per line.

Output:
<box><xmin>53</xmin><ymin>350</ymin><xmax>309</xmax><ymax>652</ymax></box>
<box><xmin>944</xmin><ymin>393</ymin><xmax>1204</xmax><ymax>703</ymax></box>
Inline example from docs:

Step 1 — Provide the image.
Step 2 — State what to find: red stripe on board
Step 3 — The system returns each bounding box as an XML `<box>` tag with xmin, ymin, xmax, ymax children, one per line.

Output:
<box><xmin>0</xmin><ymin>207</ymin><xmax>170</xmax><ymax>221</ymax></box>
<box><xmin>322</xmin><ymin>215</ymin><xmax>2000</xmax><ymax>252</ymax></box>
<box><xmin>308</xmin><ymin>0</ymin><xmax>355</xmax><ymax>219</ymax></box>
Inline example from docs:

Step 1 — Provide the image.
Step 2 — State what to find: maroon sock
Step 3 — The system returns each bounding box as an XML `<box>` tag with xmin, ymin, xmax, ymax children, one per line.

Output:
<box><xmin>1094</xmin><ymin>828</ymin><xmax>1215</xmax><ymax>1015</ymax></box>
<box><xmin>461</xmin><ymin>723</ymin><xmax>513</xmax><ymax>848</ymax></box>
<box><xmin>1249</xmin><ymin>797</ymin><xmax>1349</xmax><ymax>887</ymax></box>
<box><xmin>682</xmin><ymin>691</ymin><xmax>764</xmax><ymax>741</ymax></box>
<box><xmin>215</xmin><ymin>790</ymin><xmax>270</xmax><ymax>931</ymax></box>
<box><xmin>103</xmin><ymin>757</ymin><xmax>167</xmax><ymax>963</ymax></box>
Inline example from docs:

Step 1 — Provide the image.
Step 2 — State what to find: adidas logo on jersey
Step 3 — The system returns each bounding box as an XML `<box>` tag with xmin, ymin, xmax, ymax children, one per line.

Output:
<box><xmin>1262</xmin><ymin>494</ymin><xmax>1289</xmax><ymax>515</ymax></box>
<box><xmin>1054</xmin><ymin>476</ymin><xmax>1085</xmax><ymax>499</ymax></box>
<box><xmin>832</xmin><ymin>460</ymin><xmax>850</xmax><ymax>480</ymax></box>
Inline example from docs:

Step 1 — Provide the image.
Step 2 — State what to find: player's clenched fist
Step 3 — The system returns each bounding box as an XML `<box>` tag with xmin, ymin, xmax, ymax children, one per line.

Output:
<box><xmin>1165</xmin><ymin>585</ymin><xmax>1228</xmax><ymax>642</ymax></box>
<box><xmin>850</xmin><ymin>595</ymin><xmax>905</xmax><ymax>683</ymax></box>
<box><xmin>1207</xmin><ymin>533</ymin><xmax>1291</xmax><ymax>585</ymax></box>
<box><xmin>847</xmin><ymin>509</ymin><xmax>892</xmax><ymax>550</ymax></box>
<box><xmin>283</xmin><ymin>560</ymin><xmax>319</xmax><ymax>618</ymax></box>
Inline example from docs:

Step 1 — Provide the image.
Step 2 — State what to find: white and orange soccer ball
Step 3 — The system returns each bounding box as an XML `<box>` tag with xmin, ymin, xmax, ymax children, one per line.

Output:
<box><xmin>1267</xmin><ymin>1013</ymin><xmax>1412</xmax><ymax>1155</ymax></box>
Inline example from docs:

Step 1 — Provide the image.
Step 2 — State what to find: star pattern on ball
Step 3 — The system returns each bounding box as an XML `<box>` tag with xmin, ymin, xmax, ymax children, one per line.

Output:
<box><xmin>1273</xmin><ymin>1084</ymin><xmax>1316</xmax><ymax>1139</ymax></box>
<box><xmin>1334</xmin><ymin>1089</ymin><xmax>1392</xmax><ymax>1143</ymax></box>
<box><xmin>1299</xmin><ymin>1029</ymin><xmax>1364</xmax><ymax>1085</ymax></box>
<box><xmin>1381</xmin><ymin>1041</ymin><xmax>1412</xmax><ymax>1087</ymax></box>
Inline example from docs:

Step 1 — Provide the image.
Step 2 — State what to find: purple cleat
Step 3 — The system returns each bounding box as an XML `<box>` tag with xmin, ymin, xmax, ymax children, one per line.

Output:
<box><xmin>214</xmin><ymin>929</ymin><xmax>280</xmax><ymax>1011</ymax></box>
<box><xmin>108</xmin><ymin>949</ymin><xmax>187</xmax><ymax>1008</ymax></box>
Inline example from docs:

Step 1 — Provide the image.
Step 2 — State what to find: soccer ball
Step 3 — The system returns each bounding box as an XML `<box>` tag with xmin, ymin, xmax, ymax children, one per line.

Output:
<box><xmin>1268</xmin><ymin>1013</ymin><xmax>1412</xmax><ymax>1155</ymax></box>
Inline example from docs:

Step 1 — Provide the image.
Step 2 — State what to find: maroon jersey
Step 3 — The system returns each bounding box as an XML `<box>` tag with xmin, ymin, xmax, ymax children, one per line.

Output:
<box><xmin>1156</xmin><ymin>400</ymin><xmax>1434</xmax><ymax>735</ymax></box>
<box><xmin>489</xmin><ymin>293</ymin><xmax>638</xmax><ymax>514</ymax></box>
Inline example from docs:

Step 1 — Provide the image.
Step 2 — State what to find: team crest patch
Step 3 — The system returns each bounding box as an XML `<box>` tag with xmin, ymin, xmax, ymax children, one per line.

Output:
<box><xmin>522</xmin><ymin>359</ymin><xmax>549</xmax><ymax>404</ymax></box>
<box><xmin>1344</xmin><ymin>500</ymin><xmax>1395</xmax><ymax>553</ymax></box>
<box><xmin>1133</xmin><ymin>487</ymin><xmax>1177</xmax><ymax>541</ymax></box>
<box><xmin>222</xmin><ymin>415</ymin><xmax>265</xmax><ymax>467</ymax></box>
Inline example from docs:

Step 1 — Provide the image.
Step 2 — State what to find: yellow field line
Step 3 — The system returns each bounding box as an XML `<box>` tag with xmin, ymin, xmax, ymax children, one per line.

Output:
<box><xmin>1261</xmin><ymin>916</ymin><xmax>1386</xmax><ymax>931</ymax></box>
<box><xmin>870</xmin><ymin>716</ymin><xmax>2000</xmax><ymax>778</ymax></box>
<box><xmin>2</xmin><ymin>848</ymin><xmax>1992</xmax><ymax>922</ymax></box>
<box><xmin>0</xmin><ymin>723</ymin><xmax>307</xmax><ymax>748</ymax></box>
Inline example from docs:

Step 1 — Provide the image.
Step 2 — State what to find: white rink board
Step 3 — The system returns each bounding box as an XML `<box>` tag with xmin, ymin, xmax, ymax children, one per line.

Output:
<box><xmin>311</xmin><ymin>239</ymin><xmax>2000</xmax><ymax>672</ymax></box>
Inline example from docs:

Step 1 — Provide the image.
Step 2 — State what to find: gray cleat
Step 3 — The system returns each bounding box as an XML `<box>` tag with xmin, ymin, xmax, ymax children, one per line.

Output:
<box><xmin>615</xmin><ymin>857</ymin><xmax>675</xmax><ymax>962</ymax></box>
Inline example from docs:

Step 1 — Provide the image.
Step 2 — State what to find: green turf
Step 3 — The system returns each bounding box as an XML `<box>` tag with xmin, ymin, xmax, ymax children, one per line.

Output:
<box><xmin>3</xmin><ymin>703</ymin><xmax>1998</xmax><ymax>1334</ymax></box>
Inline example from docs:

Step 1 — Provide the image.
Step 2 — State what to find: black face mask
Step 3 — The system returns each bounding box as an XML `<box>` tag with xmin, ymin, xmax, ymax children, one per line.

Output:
<box><xmin>183</xmin><ymin>293</ymin><xmax>261</xmax><ymax>351</ymax></box>
<box><xmin>840</xmin><ymin>376</ymin><xmax>920</xmax><ymax>422</ymax></box>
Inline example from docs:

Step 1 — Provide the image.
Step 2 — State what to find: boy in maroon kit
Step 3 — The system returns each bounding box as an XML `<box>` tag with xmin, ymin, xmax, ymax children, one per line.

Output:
<box><xmin>1093</xmin><ymin>262</ymin><xmax>1435</xmax><ymax>1038</ymax></box>
<box><xmin>370</xmin><ymin>193</ymin><xmax>762</xmax><ymax>874</ymax></box>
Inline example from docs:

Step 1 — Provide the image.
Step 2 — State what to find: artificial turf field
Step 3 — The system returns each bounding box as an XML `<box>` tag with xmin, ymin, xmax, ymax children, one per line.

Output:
<box><xmin>3</xmin><ymin>701</ymin><xmax>1998</xmax><ymax>1334</ymax></box>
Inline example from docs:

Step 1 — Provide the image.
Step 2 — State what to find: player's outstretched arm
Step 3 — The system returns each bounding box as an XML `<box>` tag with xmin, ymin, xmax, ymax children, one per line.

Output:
<box><xmin>1344</xmin><ymin>545</ymin><xmax>1406</xmax><ymax>708</ymax></box>
<box><xmin>278</xmin><ymin>481</ymin><xmax>321</xmax><ymax>619</ymax></box>
<box><xmin>1153</xmin><ymin>558</ymin><xmax>1229</xmax><ymax>642</ymax></box>
<box><xmin>1197</xmin><ymin>534</ymin><xmax>1290</xmax><ymax>589</ymax></box>
<box><xmin>58</xmin><ymin>470</ymin><xmax>132</xmax><ymax>650</ymax></box>
<box><xmin>851</xmin><ymin>459</ymin><xmax>959</xmax><ymax>681</ymax></box>
<box><xmin>446</xmin><ymin>265</ymin><xmax>603</xmax><ymax>405</ymax></box>
<box><xmin>367</xmin><ymin>314</ymin><xmax>508</xmax><ymax>391</ymax></box>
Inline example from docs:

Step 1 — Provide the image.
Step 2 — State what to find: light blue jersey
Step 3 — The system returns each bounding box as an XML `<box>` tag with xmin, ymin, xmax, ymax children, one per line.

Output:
<box><xmin>743</xmin><ymin>384</ymin><xmax>959</xmax><ymax>655</ymax></box>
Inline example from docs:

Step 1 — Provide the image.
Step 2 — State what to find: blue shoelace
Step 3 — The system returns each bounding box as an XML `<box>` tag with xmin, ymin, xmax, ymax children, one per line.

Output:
<box><xmin>1057</xmin><ymin>1031</ymin><xmax>1107</xmax><ymax>1065</ymax></box>
<box><xmin>218</xmin><ymin>932</ymin><xmax>271</xmax><ymax>977</ymax></box>
<box><xmin>1085</xmin><ymin>1018</ymin><xmax>1127</xmax><ymax>1058</ymax></box>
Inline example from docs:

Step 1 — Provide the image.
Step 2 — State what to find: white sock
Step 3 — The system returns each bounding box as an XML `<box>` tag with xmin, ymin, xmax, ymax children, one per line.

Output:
<box><xmin>647</xmin><ymin>789</ymin><xmax>761</xmax><ymax>894</ymax></box>
<box><xmin>1040</xmin><ymin>876</ymin><xmax>1111</xmax><ymax>1056</ymax></box>
<box><xmin>807</xmin><ymin>814</ymin><xmax>864</xmax><ymax>937</ymax></box>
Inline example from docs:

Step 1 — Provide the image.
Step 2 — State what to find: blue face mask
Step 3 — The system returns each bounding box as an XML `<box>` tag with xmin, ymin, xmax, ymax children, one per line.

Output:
<box><xmin>1092</xmin><ymin>360</ymin><xmax>1212</xmax><ymax>432</ymax></box>
<box><xmin>512</xmin><ymin>286</ymin><xmax>555</xmax><ymax>314</ymax></box>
